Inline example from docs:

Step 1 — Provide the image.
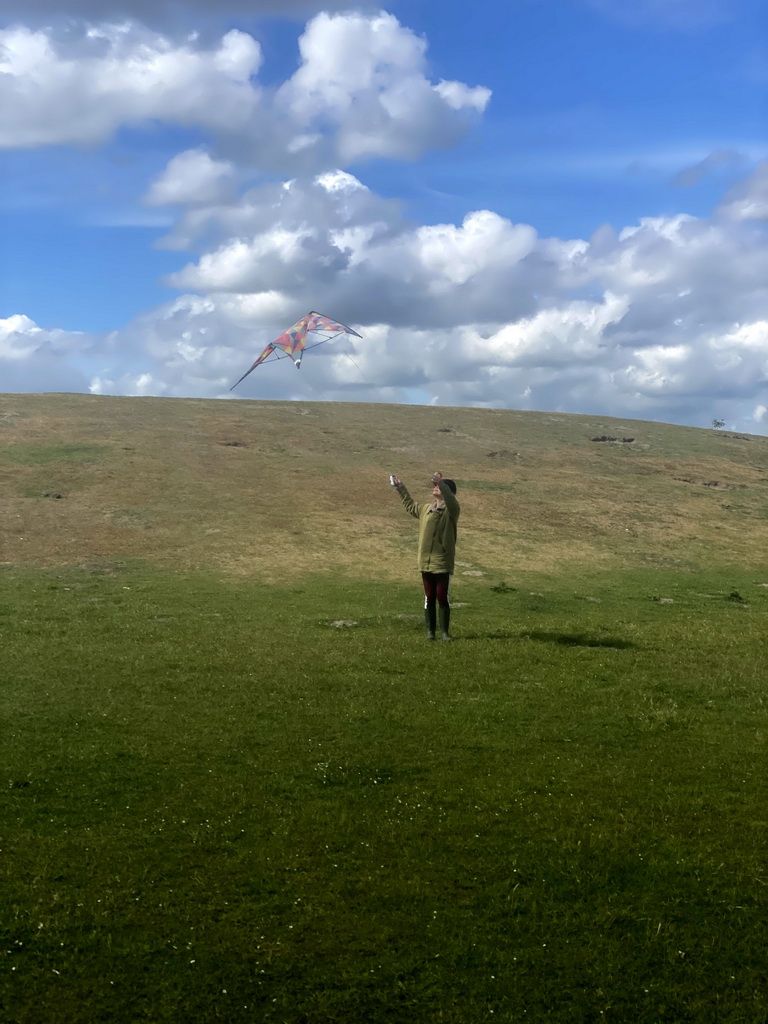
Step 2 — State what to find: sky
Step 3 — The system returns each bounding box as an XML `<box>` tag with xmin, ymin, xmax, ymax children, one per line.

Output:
<box><xmin>1</xmin><ymin>0</ymin><xmax>767</xmax><ymax>431</ymax></box>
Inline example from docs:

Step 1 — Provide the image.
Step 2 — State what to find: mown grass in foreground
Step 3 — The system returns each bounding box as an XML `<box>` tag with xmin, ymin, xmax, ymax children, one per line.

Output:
<box><xmin>2</xmin><ymin>565</ymin><xmax>767</xmax><ymax>1023</ymax></box>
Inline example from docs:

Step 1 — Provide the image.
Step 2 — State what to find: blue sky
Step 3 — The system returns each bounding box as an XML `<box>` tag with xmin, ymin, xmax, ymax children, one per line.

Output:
<box><xmin>1</xmin><ymin>0</ymin><xmax>767</xmax><ymax>430</ymax></box>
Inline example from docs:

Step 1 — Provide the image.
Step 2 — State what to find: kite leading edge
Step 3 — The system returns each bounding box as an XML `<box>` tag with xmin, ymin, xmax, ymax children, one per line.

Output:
<box><xmin>230</xmin><ymin>311</ymin><xmax>362</xmax><ymax>391</ymax></box>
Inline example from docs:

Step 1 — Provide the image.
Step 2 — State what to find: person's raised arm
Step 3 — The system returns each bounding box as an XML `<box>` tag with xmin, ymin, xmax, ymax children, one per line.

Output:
<box><xmin>391</xmin><ymin>475</ymin><xmax>422</xmax><ymax>519</ymax></box>
<box><xmin>432</xmin><ymin>472</ymin><xmax>460</xmax><ymax>520</ymax></box>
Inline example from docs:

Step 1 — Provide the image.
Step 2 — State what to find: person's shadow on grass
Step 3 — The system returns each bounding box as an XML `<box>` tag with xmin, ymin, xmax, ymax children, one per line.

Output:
<box><xmin>459</xmin><ymin>630</ymin><xmax>638</xmax><ymax>649</ymax></box>
<box><xmin>522</xmin><ymin>630</ymin><xmax>638</xmax><ymax>649</ymax></box>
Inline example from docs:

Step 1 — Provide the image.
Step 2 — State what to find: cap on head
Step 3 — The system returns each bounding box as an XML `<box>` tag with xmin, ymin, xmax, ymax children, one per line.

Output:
<box><xmin>442</xmin><ymin>478</ymin><xmax>457</xmax><ymax>494</ymax></box>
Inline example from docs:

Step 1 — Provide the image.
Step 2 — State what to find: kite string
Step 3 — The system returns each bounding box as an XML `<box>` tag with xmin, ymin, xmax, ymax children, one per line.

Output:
<box><xmin>304</xmin><ymin>331</ymin><xmax>374</xmax><ymax>386</ymax></box>
<box><xmin>344</xmin><ymin>349</ymin><xmax>374</xmax><ymax>387</ymax></box>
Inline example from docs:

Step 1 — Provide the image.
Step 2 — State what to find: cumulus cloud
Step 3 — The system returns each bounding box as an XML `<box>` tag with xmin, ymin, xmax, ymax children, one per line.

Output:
<box><xmin>151</xmin><ymin>164</ymin><xmax>400</xmax><ymax>253</ymax></box>
<box><xmin>275</xmin><ymin>12</ymin><xmax>490</xmax><ymax>164</ymax></box>
<box><xmin>0</xmin><ymin>315</ymin><xmax>96</xmax><ymax>392</ymax></box>
<box><xmin>144</xmin><ymin>149</ymin><xmax>236</xmax><ymax>207</ymax></box>
<box><xmin>464</xmin><ymin>294</ymin><xmax>630</xmax><ymax>369</ymax></box>
<box><xmin>0</xmin><ymin>24</ymin><xmax>263</xmax><ymax>149</ymax></box>
<box><xmin>90</xmin><ymin>372</ymin><xmax>169</xmax><ymax>397</ymax></box>
<box><xmin>7</xmin><ymin>164</ymin><xmax>763</xmax><ymax>432</ymax></box>
<box><xmin>0</xmin><ymin>14</ymin><xmax>490</xmax><ymax>172</ymax></box>
<box><xmin>1</xmin><ymin>315</ymin><xmax>44</xmax><ymax>362</ymax></box>
<box><xmin>161</xmin><ymin>175</ymin><xmax>551</xmax><ymax>329</ymax></box>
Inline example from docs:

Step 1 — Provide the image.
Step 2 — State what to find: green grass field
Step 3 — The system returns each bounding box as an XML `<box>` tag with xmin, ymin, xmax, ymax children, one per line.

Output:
<box><xmin>2</xmin><ymin>395</ymin><xmax>768</xmax><ymax>1022</ymax></box>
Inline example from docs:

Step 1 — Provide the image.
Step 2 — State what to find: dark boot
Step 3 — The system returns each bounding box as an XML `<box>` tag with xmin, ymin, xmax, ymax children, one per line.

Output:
<box><xmin>425</xmin><ymin>604</ymin><xmax>436</xmax><ymax>640</ymax></box>
<box><xmin>439</xmin><ymin>606</ymin><xmax>451</xmax><ymax>641</ymax></box>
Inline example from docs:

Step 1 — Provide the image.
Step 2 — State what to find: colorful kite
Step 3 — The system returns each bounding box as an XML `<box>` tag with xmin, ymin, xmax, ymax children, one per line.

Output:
<box><xmin>230</xmin><ymin>311</ymin><xmax>362</xmax><ymax>390</ymax></box>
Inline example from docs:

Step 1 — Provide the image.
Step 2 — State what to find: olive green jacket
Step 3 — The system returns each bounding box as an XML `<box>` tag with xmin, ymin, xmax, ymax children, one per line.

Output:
<box><xmin>397</xmin><ymin>480</ymin><xmax>460</xmax><ymax>574</ymax></box>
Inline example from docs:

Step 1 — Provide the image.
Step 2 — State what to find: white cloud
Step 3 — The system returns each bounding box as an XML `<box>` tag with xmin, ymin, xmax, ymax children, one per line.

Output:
<box><xmin>153</xmin><ymin>169</ymin><xmax>393</xmax><ymax>253</ymax></box>
<box><xmin>465</xmin><ymin>294</ymin><xmax>630</xmax><ymax>367</ymax></box>
<box><xmin>0</xmin><ymin>24</ymin><xmax>263</xmax><ymax>149</ymax></box>
<box><xmin>434</xmin><ymin>79</ymin><xmax>491</xmax><ymax>113</ymax></box>
<box><xmin>144</xmin><ymin>148</ymin><xmax>236</xmax><ymax>207</ymax></box>
<box><xmin>276</xmin><ymin>12</ymin><xmax>490</xmax><ymax>164</ymax></box>
<box><xmin>0</xmin><ymin>314</ymin><xmax>95</xmax><ymax>391</ymax></box>
<box><xmin>170</xmin><ymin>228</ymin><xmax>320</xmax><ymax>292</ymax></box>
<box><xmin>160</xmin><ymin>175</ymin><xmax>551</xmax><ymax>330</ymax></box>
<box><xmin>414</xmin><ymin>212</ymin><xmax>536</xmax><ymax>289</ymax></box>
<box><xmin>0</xmin><ymin>314</ymin><xmax>96</xmax><ymax>362</ymax></box>
<box><xmin>1</xmin><ymin>314</ymin><xmax>43</xmax><ymax>361</ymax></box>
<box><xmin>315</xmin><ymin>169</ymin><xmax>369</xmax><ymax>195</ymax></box>
<box><xmin>1</xmin><ymin>14</ymin><xmax>490</xmax><ymax>172</ymax></box>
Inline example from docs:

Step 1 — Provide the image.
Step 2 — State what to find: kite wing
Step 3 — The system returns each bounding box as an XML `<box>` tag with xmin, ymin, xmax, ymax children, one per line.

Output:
<box><xmin>230</xmin><ymin>310</ymin><xmax>362</xmax><ymax>390</ymax></box>
<box><xmin>229</xmin><ymin>341</ymin><xmax>279</xmax><ymax>391</ymax></box>
<box><xmin>305</xmin><ymin>312</ymin><xmax>362</xmax><ymax>339</ymax></box>
<box><xmin>270</xmin><ymin>313</ymin><xmax>313</xmax><ymax>367</ymax></box>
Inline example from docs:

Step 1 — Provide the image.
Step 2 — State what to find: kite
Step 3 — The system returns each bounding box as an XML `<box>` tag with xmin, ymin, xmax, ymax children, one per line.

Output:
<box><xmin>230</xmin><ymin>311</ymin><xmax>362</xmax><ymax>390</ymax></box>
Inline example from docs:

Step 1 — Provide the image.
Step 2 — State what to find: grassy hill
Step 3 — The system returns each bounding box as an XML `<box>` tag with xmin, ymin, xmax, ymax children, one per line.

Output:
<box><xmin>3</xmin><ymin>394</ymin><xmax>768</xmax><ymax>1023</ymax></box>
<box><xmin>3</xmin><ymin>392</ymin><xmax>768</xmax><ymax>579</ymax></box>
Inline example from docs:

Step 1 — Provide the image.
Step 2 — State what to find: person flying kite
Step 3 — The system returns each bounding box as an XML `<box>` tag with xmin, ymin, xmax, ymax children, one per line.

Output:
<box><xmin>230</xmin><ymin>311</ymin><xmax>362</xmax><ymax>390</ymax></box>
<box><xmin>390</xmin><ymin>471</ymin><xmax>460</xmax><ymax>641</ymax></box>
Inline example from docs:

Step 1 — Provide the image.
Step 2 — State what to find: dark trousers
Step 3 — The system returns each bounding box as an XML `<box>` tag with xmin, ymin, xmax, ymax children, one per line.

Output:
<box><xmin>421</xmin><ymin>572</ymin><xmax>450</xmax><ymax>610</ymax></box>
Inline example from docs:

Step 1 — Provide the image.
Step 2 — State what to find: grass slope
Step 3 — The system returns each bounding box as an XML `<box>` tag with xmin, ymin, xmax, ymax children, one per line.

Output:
<box><xmin>2</xmin><ymin>395</ymin><xmax>768</xmax><ymax>1022</ymax></box>
<box><xmin>2</xmin><ymin>393</ymin><xmax>768</xmax><ymax>577</ymax></box>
